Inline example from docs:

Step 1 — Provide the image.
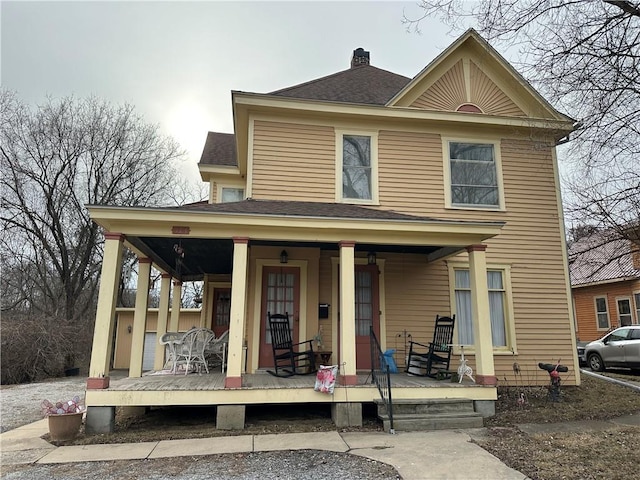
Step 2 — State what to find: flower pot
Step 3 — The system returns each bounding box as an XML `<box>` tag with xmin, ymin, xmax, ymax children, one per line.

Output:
<box><xmin>48</xmin><ymin>412</ymin><xmax>83</xmax><ymax>441</ymax></box>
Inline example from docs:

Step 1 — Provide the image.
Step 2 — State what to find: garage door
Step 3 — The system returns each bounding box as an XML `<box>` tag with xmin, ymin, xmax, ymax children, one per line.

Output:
<box><xmin>143</xmin><ymin>333</ymin><xmax>157</xmax><ymax>371</ymax></box>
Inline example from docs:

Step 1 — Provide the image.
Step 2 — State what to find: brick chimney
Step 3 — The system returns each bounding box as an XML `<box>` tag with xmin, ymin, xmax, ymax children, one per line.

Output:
<box><xmin>351</xmin><ymin>48</ymin><xmax>370</xmax><ymax>68</ymax></box>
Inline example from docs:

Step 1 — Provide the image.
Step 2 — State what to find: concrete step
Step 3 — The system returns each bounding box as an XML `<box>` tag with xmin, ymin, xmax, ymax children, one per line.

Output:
<box><xmin>378</xmin><ymin>412</ymin><xmax>484</xmax><ymax>432</ymax></box>
<box><xmin>374</xmin><ymin>398</ymin><xmax>484</xmax><ymax>432</ymax></box>
<box><xmin>374</xmin><ymin>398</ymin><xmax>476</xmax><ymax>416</ymax></box>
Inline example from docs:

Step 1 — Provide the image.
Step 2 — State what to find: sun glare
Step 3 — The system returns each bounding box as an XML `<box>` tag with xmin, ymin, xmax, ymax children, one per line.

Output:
<box><xmin>165</xmin><ymin>101</ymin><xmax>213</xmax><ymax>161</ymax></box>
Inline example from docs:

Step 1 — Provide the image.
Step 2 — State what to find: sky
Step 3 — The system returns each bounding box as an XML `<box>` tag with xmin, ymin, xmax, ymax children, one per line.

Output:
<box><xmin>1</xmin><ymin>1</ymin><xmax>482</xmax><ymax>184</ymax></box>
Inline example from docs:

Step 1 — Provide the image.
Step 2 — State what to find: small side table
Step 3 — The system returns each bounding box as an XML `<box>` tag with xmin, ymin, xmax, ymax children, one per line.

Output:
<box><xmin>314</xmin><ymin>351</ymin><xmax>333</xmax><ymax>366</ymax></box>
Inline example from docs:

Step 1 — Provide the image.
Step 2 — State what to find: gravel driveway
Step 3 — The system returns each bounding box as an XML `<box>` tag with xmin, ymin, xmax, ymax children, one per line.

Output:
<box><xmin>1</xmin><ymin>377</ymin><xmax>88</xmax><ymax>433</ymax></box>
<box><xmin>0</xmin><ymin>377</ymin><xmax>401</xmax><ymax>479</ymax></box>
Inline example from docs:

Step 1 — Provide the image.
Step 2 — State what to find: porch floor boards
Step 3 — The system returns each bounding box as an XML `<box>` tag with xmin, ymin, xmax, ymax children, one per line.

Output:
<box><xmin>108</xmin><ymin>372</ymin><xmax>470</xmax><ymax>392</ymax></box>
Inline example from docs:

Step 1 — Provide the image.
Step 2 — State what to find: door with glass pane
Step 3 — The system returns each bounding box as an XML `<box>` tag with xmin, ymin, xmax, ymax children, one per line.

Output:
<box><xmin>259</xmin><ymin>266</ymin><xmax>300</xmax><ymax>367</ymax></box>
<box><xmin>211</xmin><ymin>288</ymin><xmax>231</xmax><ymax>338</ymax></box>
<box><xmin>617</xmin><ymin>298</ymin><xmax>632</xmax><ymax>326</ymax></box>
<box><xmin>354</xmin><ymin>264</ymin><xmax>380</xmax><ymax>370</ymax></box>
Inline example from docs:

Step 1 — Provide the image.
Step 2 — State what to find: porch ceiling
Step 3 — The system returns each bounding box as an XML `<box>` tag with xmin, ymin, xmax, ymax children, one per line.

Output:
<box><xmin>88</xmin><ymin>200</ymin><xmax>505</xmax><ymax>281</ymax></box>
<box><xmin>127</xmin><ymin>236</ymin><xmax>444</xmax><ymax>281</ymax></box>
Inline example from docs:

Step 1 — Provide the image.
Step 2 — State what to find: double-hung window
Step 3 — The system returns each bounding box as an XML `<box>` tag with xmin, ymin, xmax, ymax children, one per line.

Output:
<box><xmin>445</xmin><ymin>140</ymin><xmax>502</xmax><ymax>209</ymax></box>
<box><xmin>451</xmin><ymin>266</ymin><xmax>512</xmax><ymax>350</ymax></box>
<box><xmin>337</xmin><ymin>132</ymin><xmax>378</xmax><ymax>204</ymax></box>
<box><xmin>595</xmin><ymin>297</ymin><xmax>610</xmax><ymax>329</ymax></box>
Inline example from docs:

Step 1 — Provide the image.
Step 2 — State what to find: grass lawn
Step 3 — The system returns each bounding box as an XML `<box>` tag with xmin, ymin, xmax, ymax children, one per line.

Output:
<box><xmin>477</xmin><ymin>371</ymin><xmax>640</xmax><ymax>480</ymax></box>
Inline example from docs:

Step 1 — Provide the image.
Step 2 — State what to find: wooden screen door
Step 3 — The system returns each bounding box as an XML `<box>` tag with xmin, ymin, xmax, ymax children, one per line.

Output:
<box><xmin>211</xmin><ymin>288</ymin><xmax>231</xmax><ymax>337</ymax></box>
<box><xmin>259</xmin><ymin>266</ymin><xmax>300</xmax><ymax>367</ymax></box>
<box><xmin>355</xmin><ymin>264</ymin><xmax>380</xmax><ymax>370</ymax></box>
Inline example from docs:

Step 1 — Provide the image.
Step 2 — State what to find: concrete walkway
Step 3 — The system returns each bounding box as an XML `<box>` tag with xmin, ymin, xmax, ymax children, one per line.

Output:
<box><xmin>1</xmin><ymin>420</ymin><xmax>530</xmax><ymax>480</ymax></box>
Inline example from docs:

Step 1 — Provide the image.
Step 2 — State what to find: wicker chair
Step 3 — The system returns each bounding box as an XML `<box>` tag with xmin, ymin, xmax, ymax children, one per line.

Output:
<box><xmin>173</xmin><ymin>328</ymin><xmax>216</xmax><ymax>375</ymax></box>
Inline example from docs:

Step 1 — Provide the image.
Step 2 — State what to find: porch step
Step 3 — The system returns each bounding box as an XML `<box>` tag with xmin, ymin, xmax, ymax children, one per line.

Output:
<box><xmin>374</xmin><ymin>398</ymin><xmax>484</xmax><ymax>432</ymax></box>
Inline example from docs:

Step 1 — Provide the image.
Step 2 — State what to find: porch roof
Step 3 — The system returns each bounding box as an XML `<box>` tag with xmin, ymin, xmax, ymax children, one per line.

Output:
<box><xmin>87</xmin><ymin>200</ymin><xmax>505</xmax><ymax>281</ymax></box>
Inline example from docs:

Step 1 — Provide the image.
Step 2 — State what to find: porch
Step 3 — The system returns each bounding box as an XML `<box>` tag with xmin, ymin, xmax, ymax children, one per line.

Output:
<box><xmin>85</xmin><ymin>370</ymin><xmax>495</xmax><ymax>432</ymax></box>
<box><xmin>86</xmin><ymin>201</ymin><xmax>504</xmax><ymax>433</ymax></box>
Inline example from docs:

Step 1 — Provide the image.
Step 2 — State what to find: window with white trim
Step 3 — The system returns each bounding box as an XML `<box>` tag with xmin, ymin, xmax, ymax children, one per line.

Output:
<box><xmin>220</xmin><ymin>187</ymin><xmax>244</xmax><ymax>203</ymax></box>
<box><xmin>453</xmin><ymin>267</ymin><xmax>509</xmax><ymax>348</ymax></box>
<box><xmin>595</xmin><ymin>297</ymin><xmax>610</xmax><ymax>329</ymax></box>
<box><xmin>447</xmin><ymin>141</ymin><xmax>501</xmax><ymax>208</ymax></box>
<box><xmin>634</xmin><ymin>292</ymin><xmax>640</xmax><ymax>324</ymax></box>
<box><xmin>337</xmin><ymin>132</ymin><xmax>378</xmax><ymax>203</ymax></box>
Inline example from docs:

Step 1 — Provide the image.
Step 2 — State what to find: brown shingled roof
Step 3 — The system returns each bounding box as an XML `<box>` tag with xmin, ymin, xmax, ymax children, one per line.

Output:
<box><xmin>269</xmin><ymin>65</ymin><xmax>411</xmax><ymax>105</ymax></box>
<box><xmin>172</xmin><ymin>199</ymin><xmax>456</xmax><ymax>223</ymax></box>
<box><xmin>199</xmin><ymin>132</ymin><xmax>237</xmax><ymax>166</ymax></box>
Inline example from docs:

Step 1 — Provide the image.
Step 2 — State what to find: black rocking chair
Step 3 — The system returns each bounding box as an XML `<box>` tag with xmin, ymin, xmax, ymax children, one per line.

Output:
<box><xmin>406</xmin><ymin>315</ymin><xmax>456</xmax><ymax>379</ymax></box>
<box><xmin>267</xmin><ymin>312</ymin><xmax>316</xmax><ymax>377</ymax></box>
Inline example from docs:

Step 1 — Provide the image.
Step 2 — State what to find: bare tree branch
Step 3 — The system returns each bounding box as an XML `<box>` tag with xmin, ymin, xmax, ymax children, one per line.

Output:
<box><xmin>1</xmin><ymin>91</ymin><xmax>187</xmax><ymax>376</ymax></box>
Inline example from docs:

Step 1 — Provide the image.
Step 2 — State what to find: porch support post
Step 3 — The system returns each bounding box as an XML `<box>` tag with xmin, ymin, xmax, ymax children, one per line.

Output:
<box><xmin>87</xmin><ymin>233</ymin><xmax>124</xmax><ymax>388</ymax></box>
<box><xmin>169</xmin><ymin>281</ymin><xmax>182</xmax><ymax>332</ymax></box>
<box><xmin>129</xmin><ymin>257</ymin><xmax>152</xmax><ymax>377</ymax></box>
<box><xmin>339</xmin><ymin>240</ymin><xmax>357</xmax><ymax>385</ymax></box>
<box><xmin>467</xmin><ymin>244</ymin><xmax>497</xmax><ymax>386</ymax></box>
<box><xmin>199</xmin><ymin>280</ymin><xmax>210</xmax><ymax>328</ymax></box>
<box><xmin>225</xmin><ymin>237</ymin><xmax>249</xmax><ymax>388</ymax></box>
<box><xmin>153</xmin><ymin>274</ymin><xmax>172</xmax><ymax>370</ymax></box>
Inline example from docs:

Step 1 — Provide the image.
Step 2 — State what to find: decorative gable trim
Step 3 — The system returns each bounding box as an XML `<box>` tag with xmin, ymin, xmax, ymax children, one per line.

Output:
<box><xmin>388</xmin><ymin>29</ymin><xmax>572</xmax><ymax>123</ymax></box>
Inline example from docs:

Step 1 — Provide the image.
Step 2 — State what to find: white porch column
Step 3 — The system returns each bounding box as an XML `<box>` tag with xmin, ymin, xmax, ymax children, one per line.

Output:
<box><xmin>153</xmin><ymin>274</ymin><xmax>172</xmax><ymax>370</ymax></box>
<box><xmin>468</xmin><ymin>244</ymin><xmax>497</xmax><ymax>386</ymax></box>
<box><xmin>169</xmin><ymin>281</ymin><xmax>182</xmax><ymax>331</ymax></box>
<box><xmin>339</xmin><ymin>240</ymin><xmax>357</xmax><ymax>385</ymax></box>
<box><xmin>225</xmin><ymin>237</ymin><xmax>249</xmax><ymax>388</ymax></box>
<box><xmin>129</xmin><ymin>257</ymin><xmax>152</xmax><ymax>377</ymax></box>
<box><xmin>87</xmin><ymin>233</ymin><xmax>124</xmax><ymax>389</ymax></box>
<box><xmin>199</xmin><ymin>280</ymin><xmax>210</xmax><ymax>328</ymax></box>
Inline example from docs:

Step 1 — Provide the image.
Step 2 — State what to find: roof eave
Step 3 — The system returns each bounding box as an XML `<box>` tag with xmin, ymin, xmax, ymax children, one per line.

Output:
<box><xmin>231</xmin><ymin>91</ymin><xmax>574</xmax><ymax>134</ymax></box>
<box><xmin>86</xmin><ymin>204</ymin><xmax>505</xmax><ymax>246</ymax></box>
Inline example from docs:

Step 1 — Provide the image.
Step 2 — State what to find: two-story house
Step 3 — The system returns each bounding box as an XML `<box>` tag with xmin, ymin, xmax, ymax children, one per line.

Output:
<box><xmin>85</xmin><ymin>30</ymin><xmax>579</xmax><ymax>434</ymax></box>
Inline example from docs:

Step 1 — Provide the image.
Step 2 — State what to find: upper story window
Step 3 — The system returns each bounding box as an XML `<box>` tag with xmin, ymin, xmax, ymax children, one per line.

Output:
<box><xmin>220</xmin><ymin>187</ymin><xmax>244</xmax><ymax>203</ymax></box>
<box><xmin>337</xmin><ymin>131</ymin><xmax>378</xmax><ymax>204</ymax></box>
<box><xmin>445</xmin><ymin>140</ymin><xmax>503</xmax><ymax>210</ymax></box>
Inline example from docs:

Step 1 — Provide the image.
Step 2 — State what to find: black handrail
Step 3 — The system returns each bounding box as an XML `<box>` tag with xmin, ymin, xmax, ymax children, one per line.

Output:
<box><xmin>370</xmin><ymin>326</ymin><xmax>394</xmax><ymax>434</ymax></box>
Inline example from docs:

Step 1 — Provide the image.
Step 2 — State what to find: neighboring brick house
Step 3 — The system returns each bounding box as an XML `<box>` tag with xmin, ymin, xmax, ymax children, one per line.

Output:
<box><xmin>570</xmin><ymin>231</ymin><xmax>640</xmax><ymax>342</ymax></box>
<box><xmin>84</xmin><ymin>29</ymin><xmax>580</xmax><ymax>433</ymax></box>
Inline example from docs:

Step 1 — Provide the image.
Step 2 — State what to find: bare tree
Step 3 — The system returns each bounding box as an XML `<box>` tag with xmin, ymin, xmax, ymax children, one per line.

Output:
<box><xmin>405</xmin><ymin>1</ymin><xmax>640</xmax><ymax>244</ymax></box>
<box><xmin>0</xmin><ymin>91</ymin><xmax>185</xmax><ymax>380</ymax></box>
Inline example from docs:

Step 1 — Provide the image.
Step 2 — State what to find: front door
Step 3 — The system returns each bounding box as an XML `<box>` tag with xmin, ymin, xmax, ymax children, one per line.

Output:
<box><xmin>259</xmin><ymin>266</ymin><xmax>300</xmax><ymax>368</ymax></box>
<box><xmin>355</xmin><ymin>264</ymin><xmax>380</xmax><ymax>370</ymax></box>
<box><xmin>211</xmin><ymin>288</ymin><xmax>231</xmax><ymax>338</ymax></box>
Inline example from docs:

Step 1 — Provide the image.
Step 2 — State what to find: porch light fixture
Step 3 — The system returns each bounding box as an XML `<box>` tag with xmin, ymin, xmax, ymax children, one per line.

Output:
<box><xmin>367</xmin><ymin>251</ymin><xmax>377</xmax><ymax>265</ymax></box>
<box><xmin>127</xmin><ymin>325</ymin><xmax>132</xmax><ymax>334</ymax></box>
<box><xmin>280</xmin><ymin>250</ymin><xmax>288</xmax><ymax>264</ymax></box>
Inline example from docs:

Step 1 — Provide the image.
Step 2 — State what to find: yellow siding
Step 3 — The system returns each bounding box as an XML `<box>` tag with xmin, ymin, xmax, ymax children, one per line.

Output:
<box><xmin>377</xmin><ymin>135</ymin><xmax>574</xmax><ymax>384</ymax></box>
<box><xmin>246</xmin><ymin>123</ymin><xmax>574</xmax><ymax>384</ymax></box>
<box><xmin>252</xmin><ymin>120</ymin><xmax>335</xmax><ymax>201</ymax></box>
<box><xmin>318</xmin><ymin>251</ymin><xmax>334</xmax><ymax>350</ymax></box>
<box><xmin>469</xmin><ymin>61</ymin><xmax>525</xmax><ymax>116</ymax></box>
<box><xmin>378</xmin><ymin>130</ymin><xmax>444</xmax><ymax>210</ymax></box>
<box><xmin>411</xmin><ymin>60</ymin><xmax>466</xmax><ymax>111</ymax></box>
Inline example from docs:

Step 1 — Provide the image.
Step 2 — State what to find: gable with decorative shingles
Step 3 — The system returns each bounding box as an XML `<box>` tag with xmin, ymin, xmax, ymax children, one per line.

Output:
<box><xmin>390</xmin><ymin>29</ymin><xmax>568</xmax><ymax>122</ymax></box>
